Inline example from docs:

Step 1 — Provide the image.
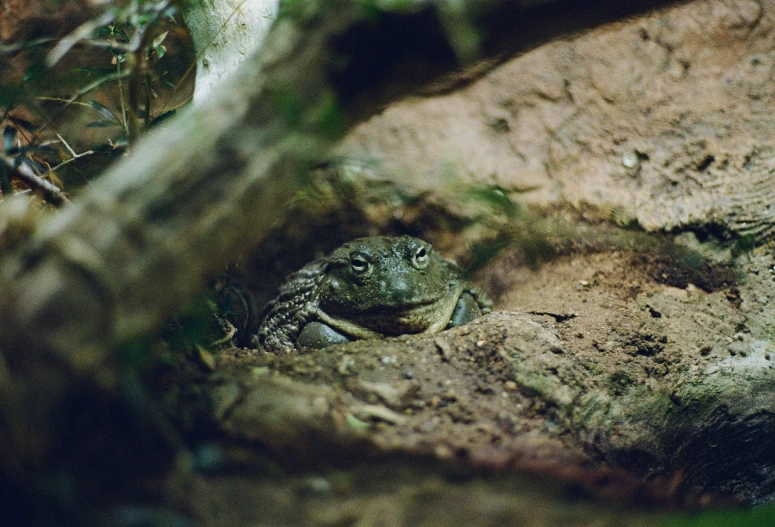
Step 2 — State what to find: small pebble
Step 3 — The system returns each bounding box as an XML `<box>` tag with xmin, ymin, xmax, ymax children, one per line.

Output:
<box><xmin>505</xmin><ymin>381</ymin><xmax>518</xmax><ymax>391</ymax></box>
<box><xmin>622</xmin><ymin>151</ymin><xmax>639</xmax><ymax>168</ymax></box>
<box><xmin>434</xmin><ymin>445</ymin><xmax>452</xmax><ymax>459</ymax></box>
<box><xmin>435</xmin><ymin>337</ymin><xmax>453</xmax><ymax>360</ymax></box>
<box><xmin>338</xmin><ymin>356</ymin><xmax>353</xmax><ymax>375</ymax></box>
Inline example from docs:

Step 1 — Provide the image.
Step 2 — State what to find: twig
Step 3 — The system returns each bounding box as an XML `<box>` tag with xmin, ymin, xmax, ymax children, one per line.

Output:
<box><xmin>37</xmin><ymin>96</ymin><xmax>109</xmax><ymax>110</ymax></box>
<box><xmin>76</xmin><ymin>38</ymin><xmax>136</xmax><ymax>54</ymax></box>
<box><xmin>47</xmin><ymin>9</ymin><xmax>118</xmax><ymax>67</ymax></box>
<box><xmin>211</xmin><ymin>319</ymin><xmax>238</xmax><ymax>347</ymax></box>
<box><xmin>56</xmin><ymin>134</ymin><xmax>77</xmax><ymax>157</ymax></box>
<box><xmin>47</xmin><ymin>134</ymin><xmax>95</xmax><ymax>172</ymax></box>
<box><xmin>0</xmin><ymin>154</ymin><xmax>71</xmax><ymax>207</ymax></box>
<box><xmin>117</xmin><ymin>61</ymin><xmax>129</xmax><ymax>137</ymax></box>
<box><xmin>36</xmin><ymin>72</ymin><xmax>130</xmax><ymax>134</ymax></box>
<box><xmin>0</xmin><ymin>37</ymin><xmax>56</xmax><ymax>54</ymax></box>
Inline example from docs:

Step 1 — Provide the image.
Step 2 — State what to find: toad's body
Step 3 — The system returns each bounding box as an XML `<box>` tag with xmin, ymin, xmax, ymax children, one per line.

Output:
<box><xmin>257</xmin><ymin>236</ymin><xmax>492</xmax><ymax>352</ymax></box>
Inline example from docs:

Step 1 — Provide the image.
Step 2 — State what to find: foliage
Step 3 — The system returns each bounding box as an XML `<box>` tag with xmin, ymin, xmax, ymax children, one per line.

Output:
<box><xmin>0</xmin><ymin>0</ymin><xmax>194</xmax><ymax>205</ymax></box>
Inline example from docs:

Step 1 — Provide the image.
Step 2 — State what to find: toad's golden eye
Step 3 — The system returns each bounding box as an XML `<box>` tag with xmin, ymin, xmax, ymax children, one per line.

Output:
<box><xmin>413</xmin><ymin>246</ymin><xmax>429</xmax><ymax>269</ymax></box>
<box><xmin>350</xmin><ymin>253</ymin><xmax>370</xmax><ymax>274</ymax></box>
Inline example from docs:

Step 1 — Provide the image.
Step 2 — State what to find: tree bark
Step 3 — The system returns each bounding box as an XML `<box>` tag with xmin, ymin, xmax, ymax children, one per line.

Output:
<box><xmin>183</xmin><ymin>0</ymin><xmax>279</xmax><ymax>104</ymax></box>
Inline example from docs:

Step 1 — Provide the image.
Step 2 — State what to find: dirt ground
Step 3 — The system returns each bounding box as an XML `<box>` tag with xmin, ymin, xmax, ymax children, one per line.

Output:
<box><xmin>158</xmin><ymin>238</ymin><xmax>773</xmax><ymax>526</ymax></box>
<box><xmin>341</xmin><ymin>0</ymin><xmax>775</xmax><ymax>242</ymax></box>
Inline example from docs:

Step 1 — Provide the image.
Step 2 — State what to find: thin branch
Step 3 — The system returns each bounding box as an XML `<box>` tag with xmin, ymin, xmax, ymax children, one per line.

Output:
<box><xmin>0</xmin><ymin>154</ymin><xmax>70</xmax><ymax>207</ymax></box>
<box><xmin>117</xmin><ymin>61</ymin><xmax>129</xmax><ymax>137</ymax></box>
<box><xmin>56</xmin><ymin>134</ymin><xmax>78</xmax><ymax>158</ymax></box>
<box><xmin>36</xmin><ymin>72</ymin><xmax>130</xmax><ymax>135</ymax></box>
<box><xmin>47</xmin><ymin>134</ymin><xmax>95</xmax><ymax>172</ymax></box>
<box><xmin>77</xmin><ymin>38</ymin><xmax>137</xmax><ymax>53</ymax></box>
<box><xmin>0</xmin><ymin>37</ymin><xmax>57</xmax><ymax>54</ymax></box>
<box><xmin>47</xmin><ymin>9</ymin><xmax>119</xmax><ymax>67</ymax></box>
<box><xmin>36</xmin><ymin>97</ymin><xmax>104</xmax><ymax>109</ymax></box>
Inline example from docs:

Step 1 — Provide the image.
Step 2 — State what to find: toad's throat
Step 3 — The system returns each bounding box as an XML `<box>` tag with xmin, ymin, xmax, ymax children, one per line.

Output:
<box><xmin>317</xmin><ymin>288</ymin><xmax>463</xmax><ymax>339</ymax></box>
<box><xmin>349</xmin><ymin>300</ymin><xmax>450</xmax><ymax>334</ymax></box>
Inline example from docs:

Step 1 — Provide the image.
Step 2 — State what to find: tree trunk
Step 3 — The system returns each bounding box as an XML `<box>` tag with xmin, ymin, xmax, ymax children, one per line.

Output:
<box><xmin>183</xmin><ymin>0</ymin><xmax>279</xmax><ymax>104</ymax></box>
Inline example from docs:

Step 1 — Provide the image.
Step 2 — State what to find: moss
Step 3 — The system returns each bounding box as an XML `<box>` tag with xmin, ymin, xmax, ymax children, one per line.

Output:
<box><xmin>607</xmin><ymin>370</ymin><xmax>634</xmax><ymax>396</ymax></box>
<box><xmin>513</xmin><ymin>368</ymin><xmax>571</xmax><ymax>408</ymax></box>
<box><xmin>575</xmin><ymin>386</ymin><xmax>673</xmax><ymax>436</ymax></box>
<box><xmin>625</xmin><ymin>387</ymin><xmax>673</xmax><ymax>425</ymax></box>
<box><xmin>308</xmin><ymin>91</ymin><xmax>345</xmax><ymax>139</ymax></box>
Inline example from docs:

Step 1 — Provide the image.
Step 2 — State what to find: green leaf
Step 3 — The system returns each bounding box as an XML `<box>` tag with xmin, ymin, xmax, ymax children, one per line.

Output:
<box><xmin>91</xmin><ymin>143</ymin><xmax>116</xmax><ymax>153</ymax></box>
<box><xmin>8</xmin><ymin>116</ymin><xmax>35</xmax><ymax>133</ymax></box>
<box><xmin>18</xmin><ymin>144</ymin><xmax>56</xmax><ymax>157</ymax></box>
<box><xmin>3</xmin><ymin>126</ymin><xmax>17</xmax><ymax>153</ymax></box>
<box><xmin>114</xmin><ymin>24</ymin><xmax>130</xmax><ymax>42</ymax></box>
<box><xmin>93</xmin><ymin>26</ymin><xmax>113</xmax><ymax>38</ymax></box>
<box><xmin>73</xmin><ymin>67</ymin><xmax>116</xmax><ymax>76</ymax></box>
<box><xmin>152</xmin><ymin>31</ymin><xmax>169</xmax><ymax>50</ymax></box>
<box><xmin>149</xmin><ymin>110</ymin><xmax>176</xmax><ymax>128</ymax></box>
<box><xmin>23</xmin><ymin>63</ymin><xmax>45</xmax><ymax>83</ymax></box>
<box><xmin>86</xmin><ymin>100</ymin><xmax>121</xmax><ymax>125</ymax></box>
<box><xmin>86</xmin><ymin>120</ymin><xmax>122</xmax><ymax>128</ymax></box>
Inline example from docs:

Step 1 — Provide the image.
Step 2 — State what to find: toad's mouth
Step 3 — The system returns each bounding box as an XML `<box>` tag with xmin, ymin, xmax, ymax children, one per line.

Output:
<box><xmin>319</xmin><ymin>287</ymin><xmax>464</xmax><ymax>339</ymax></box>
<box><xmin>350</xmin><ymin>300</ymin><xmax>450</xmax><ymax>334</ymax></box>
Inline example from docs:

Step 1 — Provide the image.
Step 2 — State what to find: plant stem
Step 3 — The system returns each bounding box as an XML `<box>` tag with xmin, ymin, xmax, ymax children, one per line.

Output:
<box><xmin>117</xmin><ymin>60</ymin><xmax>129</xmax><ymax>140</ymax></box>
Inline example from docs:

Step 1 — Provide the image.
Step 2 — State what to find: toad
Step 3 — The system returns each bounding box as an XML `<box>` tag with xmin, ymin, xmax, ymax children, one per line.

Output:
<box><xmin>257</xmin><ymin>236</ymin><xmax>492</xmax><ymax>352</ymax></box>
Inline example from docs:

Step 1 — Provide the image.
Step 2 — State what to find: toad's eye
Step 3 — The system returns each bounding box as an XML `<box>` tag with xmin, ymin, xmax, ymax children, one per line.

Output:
<box><xmin>412</xmin><ymin>246</ymin><xmax>429</xmax><ymax>269</ymax></box>
<box><xmin>350</xmin><ymin>254</ymin><xmax>370</xmax><ymax>274</ymax></box>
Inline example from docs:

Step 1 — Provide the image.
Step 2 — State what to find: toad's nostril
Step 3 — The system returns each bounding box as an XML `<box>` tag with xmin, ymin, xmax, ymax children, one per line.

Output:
<box><xmin>388</xmin><ymin>277</ymin><xmax>418</xmax><ymax>304</ymax></box>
